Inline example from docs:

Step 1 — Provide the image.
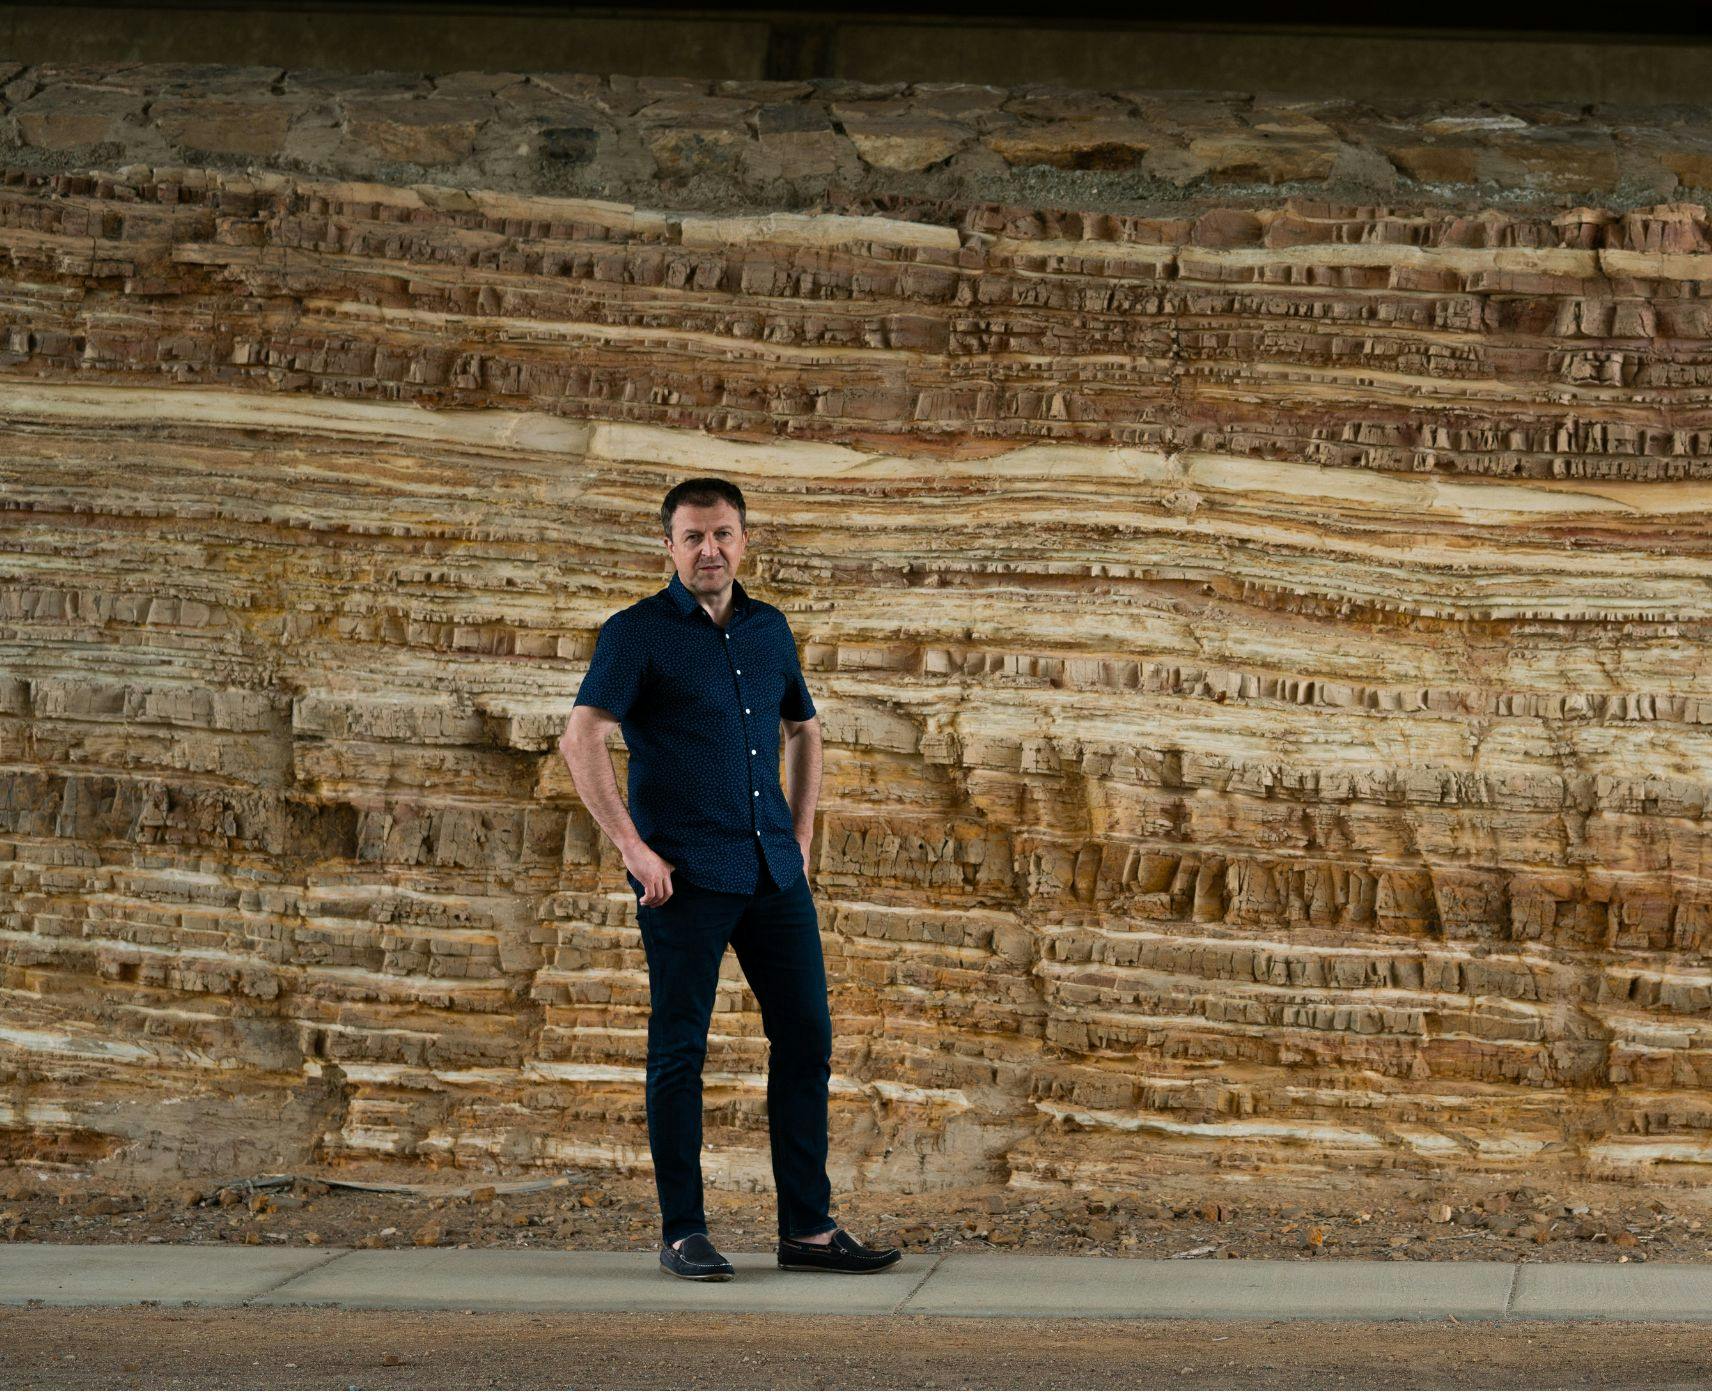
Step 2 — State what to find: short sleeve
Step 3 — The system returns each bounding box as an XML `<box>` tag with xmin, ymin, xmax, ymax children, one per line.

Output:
<box><xmin>574</xmin><ymin>614</ymin><xmax>647</xmax><ymax>721</ymax></box>
<box><xmin>781</xmin><ymin>628</ymin><xmax>816</xmax><ymax>722</ymax></box>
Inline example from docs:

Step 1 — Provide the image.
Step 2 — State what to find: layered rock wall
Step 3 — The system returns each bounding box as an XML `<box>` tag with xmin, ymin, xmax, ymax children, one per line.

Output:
<box><xmin>2</xmin><ymin>67</ymin><xmax>1712</xmax><ymax>1193</ymax></box>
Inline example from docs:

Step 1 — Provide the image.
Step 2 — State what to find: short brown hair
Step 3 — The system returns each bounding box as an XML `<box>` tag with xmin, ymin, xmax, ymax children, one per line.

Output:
<box><xmin>661</xmin><ymin>477</ymin><xmax>747</xmax><ymax>540</ymax></box>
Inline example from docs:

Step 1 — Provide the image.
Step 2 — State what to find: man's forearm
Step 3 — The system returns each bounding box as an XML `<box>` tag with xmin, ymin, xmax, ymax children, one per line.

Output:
<box><xmin>562</xmin><ymin>733</ymin><xmax>646</xmax><ymax>858</ymax></box>
<box><xmin>784</xmin><ymin>729</ymin><xmax>822</xmax><ymax>843</ymax></box>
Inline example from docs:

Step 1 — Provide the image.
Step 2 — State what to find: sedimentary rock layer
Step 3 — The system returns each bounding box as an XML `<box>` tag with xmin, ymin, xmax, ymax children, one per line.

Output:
<box><xmin>1</xmin><ymin>88</ymin><xmax>1710</xmax><ymax>1191</ymax></box>
<box><xmin>5</xmin><ymin>168</ymin><xmax>1712</xmax><ymax>483</ymax></box>
<box><xmin>0</xmin><ymin>64</ymin><xmax>1709</xmax><ymax>205</ymax></box>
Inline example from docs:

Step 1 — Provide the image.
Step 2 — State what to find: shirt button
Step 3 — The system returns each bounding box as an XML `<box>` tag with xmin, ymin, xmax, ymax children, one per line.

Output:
<box><xmin>725</xmin><ymin>633</ymin><xmax>730</xmax><ymax>639</ymax></box>
<box><xmin>744</xmin><ymin>707</ymin><xmax>750</xmax><ymax>714</ymax></box>
<box><xmin>753</xmin><ymin>790</ymin><xmax>759</xmax><ymax>797</ymax></box>
<box><xmin>735</xmin><ymin>669</ymin><xmax>741</xmax><ymax>675</ymax></box>
<box><xmin>750</xmin><ymin>748</ymin><xmax>756</xmax><ymax>755</ymax></box>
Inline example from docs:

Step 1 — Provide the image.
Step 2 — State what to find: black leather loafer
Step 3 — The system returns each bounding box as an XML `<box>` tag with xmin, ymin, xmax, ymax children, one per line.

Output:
<box><xmin>777</xmin><ymin>1227</ymin><xmax>902</xmax><ymax>1274</ymax></box>
<box><xmin>660</xmin><ymin>1232</ymin><xmax>735</xmax><ymax>1281</ymax></box>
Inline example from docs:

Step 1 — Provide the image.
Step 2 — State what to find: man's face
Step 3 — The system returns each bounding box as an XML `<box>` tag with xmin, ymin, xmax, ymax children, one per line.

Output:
<box><xmin>666</xmin><ymin>500</ymin><xmax>748</xmax><ymax>599</ymax></box>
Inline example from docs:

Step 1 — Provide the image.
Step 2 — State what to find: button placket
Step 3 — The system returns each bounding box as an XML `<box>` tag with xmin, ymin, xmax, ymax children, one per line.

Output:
<box><xmin>724</xmin><ymin>616</ymin><xmax>759</xmax><ymax>831</ymax></box>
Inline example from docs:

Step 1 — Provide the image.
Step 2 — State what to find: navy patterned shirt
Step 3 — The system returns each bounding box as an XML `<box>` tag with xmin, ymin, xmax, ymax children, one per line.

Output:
<box><xmin>573</xmin><ymin>569</ymin><xmax>817</xmax><ymax>896</ymax></box>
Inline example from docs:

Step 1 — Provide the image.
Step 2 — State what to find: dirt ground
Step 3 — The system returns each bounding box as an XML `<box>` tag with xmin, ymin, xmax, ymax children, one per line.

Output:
<box><xmin>3</xmin><ymin>1163</ymin><xmax>1711</xmax><ymax>1264</ymax></box>
<box><xmin>4</xmin><ymin>1307</ymin><xmax>1712</xmax><ymax>1390</ymax></box>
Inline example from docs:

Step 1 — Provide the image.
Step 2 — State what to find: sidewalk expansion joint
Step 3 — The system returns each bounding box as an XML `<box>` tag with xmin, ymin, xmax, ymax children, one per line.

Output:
<box><xmin>1502</xmin><ymin>1262</ymin><xmax>1520</xmax><ymax>1318</ymax></box>
<box><xmin>891</xmin><ymin>1251</ymin><xmax>945</xmax><ymax>1315</ymax></box>
<box><xmin>242</xmin><ymin>1248</ymin><xmax>354</xmax><ymax>1304</ymax></box>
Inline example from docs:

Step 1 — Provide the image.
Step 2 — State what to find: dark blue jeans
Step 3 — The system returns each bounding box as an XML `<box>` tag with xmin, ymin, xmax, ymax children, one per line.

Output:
<box><xmin>625</xmin><ymin>859</ymin><xmax>838</xmax><ymax>1247</ymax></box>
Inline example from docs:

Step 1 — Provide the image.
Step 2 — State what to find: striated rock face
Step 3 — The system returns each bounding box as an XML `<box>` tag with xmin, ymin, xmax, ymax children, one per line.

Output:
<box><xmin>3</xmin><ymin>72</ymin><xmax>1712</xmax><ymax>1196</ymax></box>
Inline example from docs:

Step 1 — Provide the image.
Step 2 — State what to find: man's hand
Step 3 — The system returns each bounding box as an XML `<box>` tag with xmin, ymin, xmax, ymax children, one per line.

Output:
<box><xmin>798</xmin><ymin>836</ymin><xmax>812</xmax><ymax>886</ymax></box>
<box><xmin>625</xmin><ymin>841</ymin><xmax>677</xmax><ymax>906</ymax></box>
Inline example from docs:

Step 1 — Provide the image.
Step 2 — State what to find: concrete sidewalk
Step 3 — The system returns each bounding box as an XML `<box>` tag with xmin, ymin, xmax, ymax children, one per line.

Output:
<box><xmin>3</xmin><ymin>1243</ymin><xmax>1710</xmax><ymax>1322</ymax></box>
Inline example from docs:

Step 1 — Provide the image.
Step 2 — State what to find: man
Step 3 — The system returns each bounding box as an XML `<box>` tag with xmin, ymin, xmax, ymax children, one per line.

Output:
<box><xmin>560</xmin><ymin>476</ymin><xmax>903</xmax><ymax>1282</ymax></box>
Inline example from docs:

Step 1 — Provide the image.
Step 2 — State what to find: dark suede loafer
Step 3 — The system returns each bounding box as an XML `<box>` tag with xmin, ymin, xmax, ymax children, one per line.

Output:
<box><xmin>777</xmin><ymin>1227</ymin><xmax>902</xmax><ymax>1274</ymax></box>
<box><xmin>660</xmin><ymin>1232</ymin><xmax>735</xmax><ymax>1281</ymax></box>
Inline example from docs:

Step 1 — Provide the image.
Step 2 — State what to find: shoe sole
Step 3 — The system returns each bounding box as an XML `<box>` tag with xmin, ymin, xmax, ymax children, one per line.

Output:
<box><xmin>776</xmin><ymin>1259</ymin><xmax>901</xmax><ymax>1274</ymax></box>
<box><xmin>661</xmin><ymin>1264</ymin><xmax>735</xmax><ymax>1281</ymax></box>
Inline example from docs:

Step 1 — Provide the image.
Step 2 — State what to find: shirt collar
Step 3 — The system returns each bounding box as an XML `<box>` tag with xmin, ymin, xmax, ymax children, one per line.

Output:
<box><xmin>667</xmin><ymin>569</ymin><xmax>750</xmax><ymax>621</ymax></box>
